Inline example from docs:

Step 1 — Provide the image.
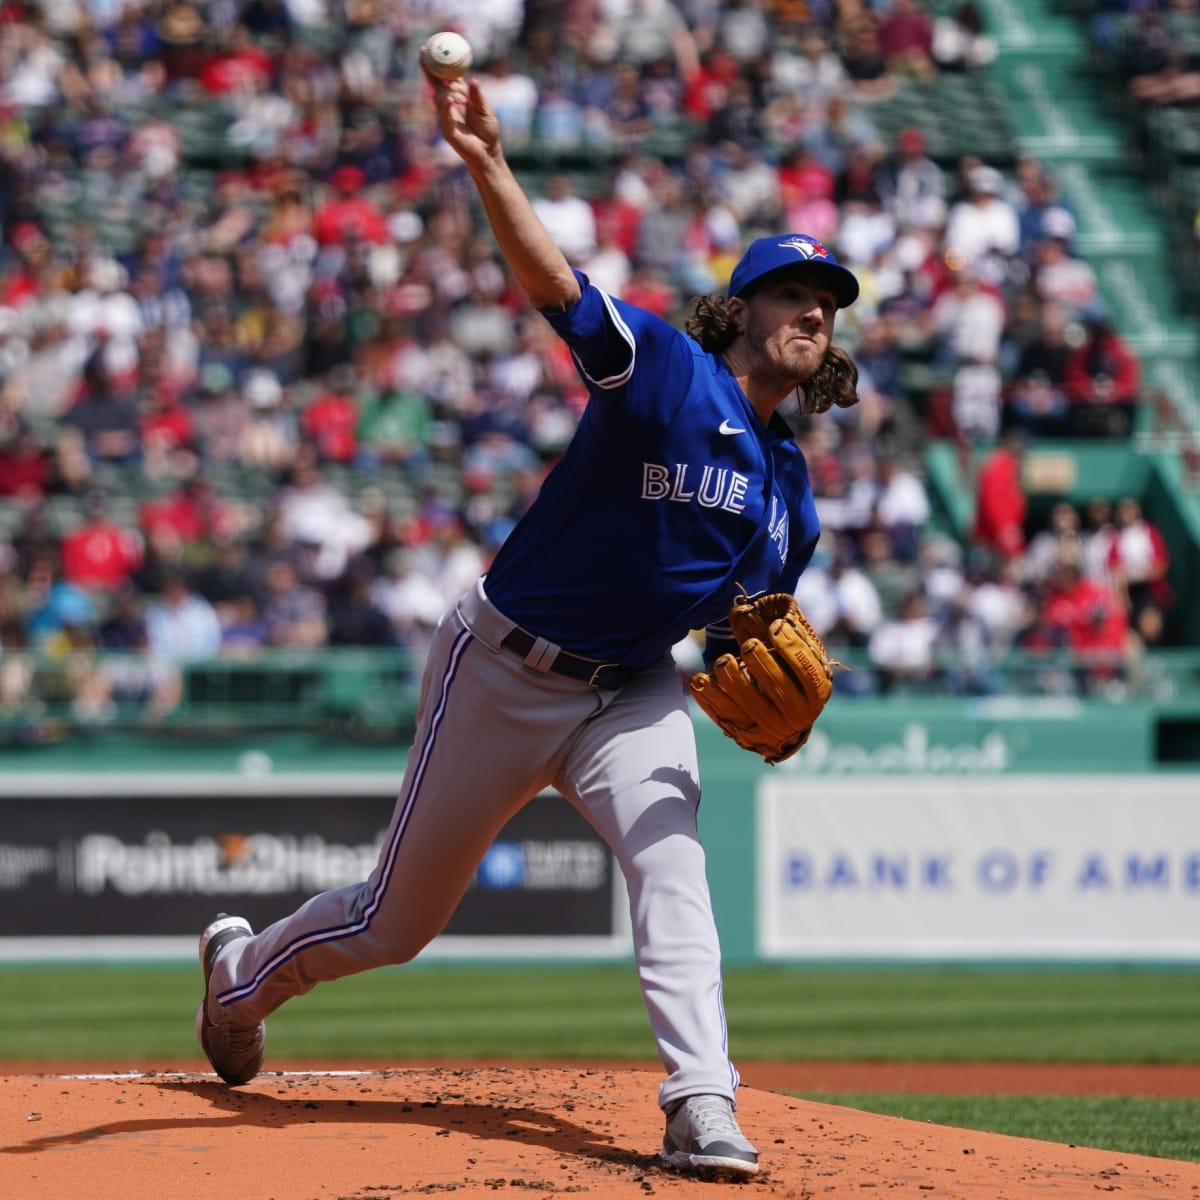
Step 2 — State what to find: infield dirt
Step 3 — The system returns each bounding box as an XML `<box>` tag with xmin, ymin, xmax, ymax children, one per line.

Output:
<box><xmin>3</xmin><ymin>1064</ymin><xmax>1199</xmax><ymax>1199</ymax></box>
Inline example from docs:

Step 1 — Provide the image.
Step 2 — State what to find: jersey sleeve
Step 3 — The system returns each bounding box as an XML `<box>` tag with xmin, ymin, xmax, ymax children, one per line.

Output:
<box><xmin>540</xmin><ymin>269</ymin><xmax>695</xmax><ymax>430</ymax></box>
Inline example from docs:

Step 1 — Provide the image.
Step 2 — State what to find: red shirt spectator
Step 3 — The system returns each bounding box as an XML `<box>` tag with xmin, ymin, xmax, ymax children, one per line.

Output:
<box><xmin>0</xmin><ymin>222</ymin><xmax>49</xmax><ymax>308</ymax></box>
<box><xmin>1063</xmin><ymin>309</ymin><xmax>1140</xmax><ymax>435</ymax></box>
<box><xmin>140</xmin><ymin>394</ymin><xmax>195</xmax><ymax>455</ymax></box>
<box><xmin>878</xmin><ymin>0</ymin><xmax>935</xmax><ymax>71</ymax></box>
<box><xmin>0</xmin><ymin>427</ymin><xmax>51</xmax><ymax>500</ymax></box>
<box><xmin>972</xmin><ymin>435</ymin><xmax>1027</xmax><ymax>558</ymax></box>
<box><xmin>200</xmin><ymin>30</ymin><xmax>273</xmax><ymax>95</ymax></box>
<box><xmin>683</xmin><ymin>48</ymin><xmax>741</xmax><ymax>121</ymax></box>
<box><xmin>313</xmin><ymin>166</ymin><xmax>390</xmax><ymax>247</ymax></box>
<box><xmin>302</xmin><ymin>370</ymin><xmax>360</xmax><ymax>463</ymax></box>
<box><xmin>140</xmin><ymin>479</ymin><xmax>237</xmax><ymax>544</ymax></box>
<box><xmin>60</xmin><ymin>498</ymin><xmax>144</xmax><ymax>592</ymax></box>
<box><xmin>1043</xmin><ymin>558</ymin><xmax>1128</xmax><ymax>669</ymax></box>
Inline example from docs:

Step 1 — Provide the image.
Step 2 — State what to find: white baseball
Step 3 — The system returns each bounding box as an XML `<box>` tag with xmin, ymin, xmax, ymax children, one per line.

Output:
<box><xmin>421</xmin><ymin>31</ymin><xmax>473</xmax><ymax>81</ymax></box>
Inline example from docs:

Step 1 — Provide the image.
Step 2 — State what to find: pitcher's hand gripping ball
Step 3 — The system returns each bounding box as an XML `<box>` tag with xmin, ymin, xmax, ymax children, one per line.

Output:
<box><xmin>690</xmin><ymin>592</ymin><xmax>841</xmax><ymax>764</ymax></box>
<box><xmin>421</xmin><ymin>31</ymin><xmax>473</xmax><ymax>81</ymax></box>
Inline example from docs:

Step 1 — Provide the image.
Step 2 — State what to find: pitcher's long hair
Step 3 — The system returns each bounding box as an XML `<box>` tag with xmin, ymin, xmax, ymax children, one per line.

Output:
<box><xmin>685</xmin><ymin>293</ymin><xmax>859</xmax><ymax>416</ymax></box>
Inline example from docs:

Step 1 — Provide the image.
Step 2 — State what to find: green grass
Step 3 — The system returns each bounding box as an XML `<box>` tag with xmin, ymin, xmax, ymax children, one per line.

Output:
<box><xmin>3</xmin><ymin>963</ymin><xmax>1198</xmax><ymax>1161</ymax></box>
<box><xmin>801</xmin><ymin>1093</ymin><xmax>1200</xmax><ymax>1165</ymax></box>
<box><xmin>2</xmin><ymin>962</ymin><xmax>1198</xmax><ymax>1063</ymax></box>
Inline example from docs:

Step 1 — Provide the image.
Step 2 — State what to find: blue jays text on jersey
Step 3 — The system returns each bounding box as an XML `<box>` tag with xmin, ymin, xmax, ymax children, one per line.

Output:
<box><xmin>483</xmin><ymin>270</ymin><xmax>821</xmax><ymax>670</ymax></box>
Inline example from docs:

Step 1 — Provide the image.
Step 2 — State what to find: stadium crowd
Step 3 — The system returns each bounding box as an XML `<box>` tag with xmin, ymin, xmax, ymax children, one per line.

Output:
<box><xmin>0</xmin><ymin>0</ymin><xmax>1179</xmax><ymax>728</ymax></box>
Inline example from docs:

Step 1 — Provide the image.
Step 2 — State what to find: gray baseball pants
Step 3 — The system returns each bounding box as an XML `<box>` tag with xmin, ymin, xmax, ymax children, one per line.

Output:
<box><xmin>209</xmin><ymin>578</ymin><xmax>740</xmax><ymax>1109</ymax></box>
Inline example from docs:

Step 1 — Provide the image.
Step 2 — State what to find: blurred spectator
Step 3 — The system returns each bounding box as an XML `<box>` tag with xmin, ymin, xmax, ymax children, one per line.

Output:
<box><xmin>1012</xmin><ymin>585</ymin><xmax>1074</xmax><ymax>695</ymax></box>
<box><xmin>85</xmin><ymin>585</ymin><xmax>180</xmax><ymax>720</ymax></box>
<box><xmin>1079</xmin><ymin>495</ymin><xmax>1116</xmax><ymax>581</ymax></box>
<box><xmin>1026</xmin><ymin>501</ymin><xmax>1083</xmax><ymax>585</ymax></box>
<box><xmin>312</xmin><ymin>165</ymin><xmax>389</xmax><ymax>247</ymax></box>
<box><xmin>795</xmin><ymin>534</ymin><xmax>884</xmax><ymax>649</ymax></box>
<box><xmin>477</xmin><ymin>51</ymin><xmax>540</xmax><ymax>146</ymax></box>
<box><xmin>326</xmin><ymin>554</ymin><xmax>400</xmax><ymax>647</ymax></box>
<box><xmin>917</xmin><ymin>533</ymin><xmax>967</xmax><ymax>619</ymax></box>
<box><xmin>302</xmin><ymin>364</ymin><xmax>361</xmax><ymax>463</ymax></box>
<box><xmin>772</xmin><ymin>23</ymin><xmax>848</xmax><ymax>109</ymax></box>
<box><xmin>274</xmin><ymin>451</ymin><xmax>373</xmax><ymax>579</ymax></box>
<box><xmin>972</xmin><ymin>431</ymin><xmax>1027</xmax><ymax>559</ymax></box>
<box><xmin>62</xmin><ymin>347</ymin><xmax>141</xmax><ymax>465</ymax></box>
<box><xmin>370</xmin><ymin>546</ymin><xmax>446</xmax><ymax>651</ymax></box>
<box><xmin>874</xmin><ymin>454</ymin><xmax>931</xmax><ymax>561</ymax></box>
<box><xmin>839</xmin><ymin>12</ymin><xmax>900</xmax><ymax>102</ymax></box>
<box><xmin>1105</xmin><ymin>495</ymin><xmax>1172</xmax><ymax>645</ymax></box>
<box><xmin>24</xmin><ymin>549</ymin><xmax>96</xmax><ymax>651</ymax></box>
<box><xmin>928</xmin><ymin>265</ymin><xmax>1006</xmax><ymax>370</ymax></box>
<box><xmin>1005</xmin><ymin>301</ymin><xmax>1072</xmax><ymax>437</ymax></box>
<box><xmin>260</xmin><ymin>556</ymin><xmax>327</xmax><ymax>647</ymax></box>
<box><xmin>867</xmin><ymin>589</ymin><xmax>940</xmax><ymax>693</ymax></box>
<box><xmin>1063</xmin><ymin>304</ymin><xmax>1141</xmax><ymax>438</ymax></box>
<box><xmin>531</xmin><ymin>174</ymin><xmax>598</xmax><ymax>265</ymax></box>
<box><xmin>950</xmin><ymin>358</ymin><xmax>1003</xmax><ymax>443</ymax></box>
<box><xmin>144</xmin><ymin>570</ymin><xmax>222</xmax><ymax>661</ymax></box>
<box><xmin>873</xmin><ymin>126</ymin><xmax>946</xmax><ymax>233</ymax></box>
<box><xmin>59</xmin><ymin>489</ymin><xmax>144</xmax><ymax>592</ymax></box>
<box><xmin>942</xmin><ymin>163</ymin><xmax>1019</xmax><ymax>284</ymax></box>
<box><xmin>1028</xmin><ymin>209</ymin><xmax>1098</xmax><ymax>313</ymax></box>
<box><xmin>1041</xmin><ymin>549</ymin><xmax>1130</xmax><ymax>693</ymax></box>
<box><xmin>851</xmin><ymin>318</ymin><xmax>903</xmax><ymax>437</ymax></box>
<box><xmin>0</xmin><ymin>419</ymin><xmax>53</xmax><ymax>501</ymax></box>
<box><xmin>860</xmin><ymin>524</ymin><xmax>922</xmax><ymax>616</ymax></box>
<box><xmin>219</xmin><ymin>592</ymin><xmax>269</xmax><ymax>655</ymax></box>
<box><xmin>965</xmin><ymin>551</ymin><xmax>1027</xmax><ymax>649</ymax></box>
<box><xmin>140</xmin><ymin>476</ymin><xmax>238</xmax><ymax>548</ymax></box>
<box><xmin>932</xmin><ymin>1</ymin><xmax>997</xmax><ymax>72</ymax></box>
<box><xmin>612</xmin><ymin>0</ymin><xmax>701</xmax><ymax>82</ymax></box>
<box><xmin>878</xmin><ymin>0</ymin><xmax>937</xmax><ymax>82</ymax></box>
<box><xmin>239</xmin><ymin>370</ymin><xmax>300</xmax><ymax>468</ymax></box>
<box><xmin>934</xmin><ymin>586</ymin><xmax>1002</xmax><ymax>695</ymax></box>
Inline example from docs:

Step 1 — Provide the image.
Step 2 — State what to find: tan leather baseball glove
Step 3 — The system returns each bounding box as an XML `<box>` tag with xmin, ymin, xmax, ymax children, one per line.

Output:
<box><xmin>689</xmin><ymin>592</ymin><xmax>840</xmax><ymax>764</ymax></box>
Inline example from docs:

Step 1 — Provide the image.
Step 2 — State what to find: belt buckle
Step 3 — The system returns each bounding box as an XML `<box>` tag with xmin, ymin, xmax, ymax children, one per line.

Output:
<box><xmin>588</xmin><ymin>662</ymin><xmax>616</xmax><ymax>688</ymax></box>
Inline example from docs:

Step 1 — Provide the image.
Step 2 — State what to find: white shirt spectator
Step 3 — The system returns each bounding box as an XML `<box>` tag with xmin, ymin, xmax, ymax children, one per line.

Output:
<box><xmin>276</xmin><ymin>464</ymin><xmax>373</xmax><ymax>580</ymax></box>
<box><xmin>876</xmin><ymin>460</ymin><xmax>932</xmax><ymax>530</ymax></box>
<box><xmin>943</xmin><ymin>166</ymin><xmax>1020</xmax><ymax>280</ymax></box>
<box><xmin>951</xmin><ymin>361</ymin><xmax>1002</xmax><ymax>442</ymax></box>
<box><xmin>532</xmin><ymin>176</ymin><xmax>598</xmax><ymax>264</ymax></box>
<box><xmin>771</xmin><ymin>28</ymin><xmax>847</xmax><ymax>106</ymax></box>
<box><xmin>868</xmin><ymin>603</ymin><xmax>940</xmax><ymax>672</ymax></box>
<box><xmin>583</xmin><ymin>236</ymin><xmax>633</xmax><ymax>298</ymax></box>
<box><xmin>929</xmin><ymin>273</ymin><xmax>1006</xmax><ymax>364</ymax></box>
<box><xmin>795</xmin><ymin>556</ymin><xmax>884</xmax><ymax>639</ymax></box>
<box><xmin>967</xmin><ymin>573</ymin><xmax>1026</xmax><ymax>647</ymax></box>
<box><xmin>478</xmin><ymin>58</ymin><xmax>539</xmax><ymax>145</ymax></box>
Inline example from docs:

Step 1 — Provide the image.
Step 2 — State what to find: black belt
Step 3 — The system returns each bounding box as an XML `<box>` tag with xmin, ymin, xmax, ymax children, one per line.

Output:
<box><xmin>501</xmin><ymin>628</ymin><xmax>636</xmax><ymax>690</ymax></box>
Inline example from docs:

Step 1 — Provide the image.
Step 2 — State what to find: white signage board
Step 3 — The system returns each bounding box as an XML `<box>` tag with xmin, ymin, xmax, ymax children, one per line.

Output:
<box><xmin>757</xmin><ymin>775</ymin><xmax>1200</xmax><ymax>960</ymax></box>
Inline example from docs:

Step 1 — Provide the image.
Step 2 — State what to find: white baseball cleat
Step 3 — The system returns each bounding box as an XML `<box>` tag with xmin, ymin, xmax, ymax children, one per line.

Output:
<box><xmin>660</xmin><ymin>1094</ymin><xmax>760</xmax><ymax>1175</ymax></box>
<box><xmin>195</xmin><ymin>914</ymin><xmax>264</xmax><ymax>1086</ymax></box>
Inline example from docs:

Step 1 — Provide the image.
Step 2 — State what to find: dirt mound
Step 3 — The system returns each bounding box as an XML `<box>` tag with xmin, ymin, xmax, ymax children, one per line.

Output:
<box><xmin>3</xmin><ymin>1066</ymin><xmax>1197</xmax><ymax>1198</ymax></box>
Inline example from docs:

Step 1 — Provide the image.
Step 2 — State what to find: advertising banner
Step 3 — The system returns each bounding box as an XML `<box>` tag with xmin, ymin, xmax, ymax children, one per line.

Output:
<box><xmin>758</xmin><ymin>775</ymin><xmax>1200</xmax><ymax>960</ymax></box>
<box><xmin>0</xmin><ymin>776</ymin><xmax>629</xmax><ymax>960</ymax></box>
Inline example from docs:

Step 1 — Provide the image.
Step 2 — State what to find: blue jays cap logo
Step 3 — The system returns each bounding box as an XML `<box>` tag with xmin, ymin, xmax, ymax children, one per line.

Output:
<box><xmin>778</xmin><ymin>236</ymin><xmax>831</xmax><ymax>260</ymax></box>
<box><xmin>728</xmin><ymin>232</ymin><xmax>859</xmax><ymax>307</ymax></box>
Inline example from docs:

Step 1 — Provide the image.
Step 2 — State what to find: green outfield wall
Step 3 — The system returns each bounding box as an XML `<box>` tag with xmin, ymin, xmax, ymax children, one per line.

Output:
<box><xmin>1</xmin><ymin>702</ymin><xmax>1197</xmax><ymax>965</ymax></box>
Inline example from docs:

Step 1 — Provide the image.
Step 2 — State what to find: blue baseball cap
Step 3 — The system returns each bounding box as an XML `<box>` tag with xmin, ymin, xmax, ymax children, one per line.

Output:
<box><xmin>728</xmin><ymin>234</ymin><xmax>860</xmax><ymax>308</ymax></box>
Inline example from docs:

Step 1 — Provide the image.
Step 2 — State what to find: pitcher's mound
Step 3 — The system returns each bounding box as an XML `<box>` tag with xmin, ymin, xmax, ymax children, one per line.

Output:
<box><xmin>3</xmin><ymin>1066</ymin><xmax>1197</xmax><ymax>1198</ymax></box>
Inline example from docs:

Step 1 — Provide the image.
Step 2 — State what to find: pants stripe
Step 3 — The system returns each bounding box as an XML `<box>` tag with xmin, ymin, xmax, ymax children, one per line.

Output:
<box><xmin>216</xmin><ymin>626</ymin><xmax>474</xmax><ymax>1006</ymax></box>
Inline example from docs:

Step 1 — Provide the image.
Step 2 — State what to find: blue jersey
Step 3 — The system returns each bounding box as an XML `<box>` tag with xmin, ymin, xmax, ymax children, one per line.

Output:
<box><xmin>483</xmin><ymin>271</ymin><xmax>821</xmax><ymax>669</ymax></box>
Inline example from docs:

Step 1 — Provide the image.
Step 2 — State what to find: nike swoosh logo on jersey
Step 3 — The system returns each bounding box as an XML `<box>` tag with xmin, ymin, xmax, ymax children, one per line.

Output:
<box><xmin>718</xmin><ymin>419</ymin><xmax>746</xmax><ymax>435</ymax></box>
